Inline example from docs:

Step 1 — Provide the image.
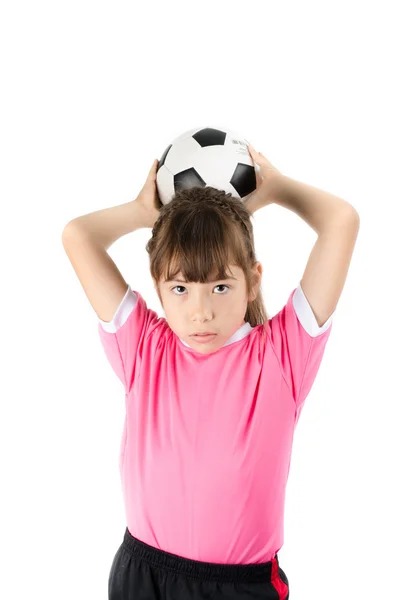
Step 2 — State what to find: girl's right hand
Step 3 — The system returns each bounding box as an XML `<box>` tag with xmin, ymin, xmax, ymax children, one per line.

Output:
<box><xmin>135</xmin><ymin>159</ymin><xmax>162</xmax><ymax>228</ymax></box>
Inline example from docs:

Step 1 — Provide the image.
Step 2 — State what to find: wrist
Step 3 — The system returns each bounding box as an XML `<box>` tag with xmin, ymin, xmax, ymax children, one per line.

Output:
<box><xmin>263</xmin><ymin>172</ymin><xmax>286</xmax><ymax>205</ymax></box>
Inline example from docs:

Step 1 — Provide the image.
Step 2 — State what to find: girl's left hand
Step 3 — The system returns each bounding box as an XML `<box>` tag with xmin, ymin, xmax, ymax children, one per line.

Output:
<box><xmin>244</xmin><ymin>144</ymin><xmax>283</xmax><ymax>214</ymax></box>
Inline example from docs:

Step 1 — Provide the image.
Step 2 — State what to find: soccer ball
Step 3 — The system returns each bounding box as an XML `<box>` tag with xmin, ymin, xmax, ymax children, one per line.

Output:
<box><xmin>156</xmin><ymin>126</ymin><xmax>259</xmax><ymax>206</ymax></box>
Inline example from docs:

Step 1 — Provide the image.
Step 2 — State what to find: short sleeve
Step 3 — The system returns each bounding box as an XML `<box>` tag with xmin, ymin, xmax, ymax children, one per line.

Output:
<box><xmin>97</xmin><ymin>285</ymin><xmax>162</xmax><ymax>394</ymax></box>
<box><xmin>268</xmin><ymin>282</ymin><xmax>334</xmax><ymax>419</ymax></box>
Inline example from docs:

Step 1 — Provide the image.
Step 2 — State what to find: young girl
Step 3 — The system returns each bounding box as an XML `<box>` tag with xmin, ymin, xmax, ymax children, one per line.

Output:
<box><xmin>62</xmin><ymin>145</ymin><xmax>359</xmax><ymax>599</ymax></box>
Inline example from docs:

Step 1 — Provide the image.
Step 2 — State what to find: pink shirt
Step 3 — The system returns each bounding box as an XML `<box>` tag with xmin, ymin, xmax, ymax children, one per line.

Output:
<box><xmin>98</xmin><ymin>283</ymin><xmax>333</xmax><ymax>564</ymax></box>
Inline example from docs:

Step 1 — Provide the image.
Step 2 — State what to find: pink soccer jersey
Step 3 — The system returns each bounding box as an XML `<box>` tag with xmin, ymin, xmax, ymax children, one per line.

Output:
<box><xmin>98</xmin><ymin>283</ymin><xmax>333</xmax><ymax>564</ymax></box>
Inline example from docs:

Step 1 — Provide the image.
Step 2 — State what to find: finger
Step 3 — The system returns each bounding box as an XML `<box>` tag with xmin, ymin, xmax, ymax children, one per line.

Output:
<box><xmin>254</xmin><ymin>163</ymin><xmax>262</xmax><ymax>188</ymax></box>
<box><xmin>249</xmin><ymin>144</ymin><xmax>265</xmax><ymax>160</ymax></box>
<box><xmin>248</xmin><ymin>145</ymin><xmax>265</xmax><ymax>169</ymax></box>
<box><xmin>147</xmin><ymin>160</ymin><xmax>158</xmax><ymax>179</ymax></box>
<box><xmin>248</xmin><ymin>144</ymin><xmax>259</xmax><ymax>156</ymax></box>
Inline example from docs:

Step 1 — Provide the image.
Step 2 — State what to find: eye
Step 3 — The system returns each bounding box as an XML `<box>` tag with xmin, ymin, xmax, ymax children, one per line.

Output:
<box><xmin>171</xmin><ymin>285</ymin><xmax>230</xmax><ymax>296</ymax></box>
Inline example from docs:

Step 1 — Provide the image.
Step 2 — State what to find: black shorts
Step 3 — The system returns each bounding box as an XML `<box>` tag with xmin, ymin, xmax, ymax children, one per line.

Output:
<box><xmin>108</xmin><ymin>527</ymin><xmax>289</xmax><ymax>599</ymax></box>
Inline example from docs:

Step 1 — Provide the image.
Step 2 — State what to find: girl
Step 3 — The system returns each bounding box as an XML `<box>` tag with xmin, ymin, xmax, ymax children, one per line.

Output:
<box><xmin>62</xmin><ymin>145</ymin><xmax>359</xmax><ymax>599</ymax></box>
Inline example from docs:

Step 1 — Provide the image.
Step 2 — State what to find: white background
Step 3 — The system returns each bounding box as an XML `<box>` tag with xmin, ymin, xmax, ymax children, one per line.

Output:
<box><xmin>1</xmin><ymin>1</ymin><xmax>396</xmax><ymax>598</ymax></box>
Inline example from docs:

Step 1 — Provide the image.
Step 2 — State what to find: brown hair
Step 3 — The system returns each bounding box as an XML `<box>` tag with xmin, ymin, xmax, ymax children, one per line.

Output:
<box><xmin>145</xmin><ymin>186</ymin><xmax>269</xmax><ymax>339</ymax></box>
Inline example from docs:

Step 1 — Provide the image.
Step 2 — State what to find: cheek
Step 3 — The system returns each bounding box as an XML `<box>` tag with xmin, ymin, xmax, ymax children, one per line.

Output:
<box><xmin>161</xmin><ymin>302</ymin><xmax>180</xmax><ymax>324</ymax></box>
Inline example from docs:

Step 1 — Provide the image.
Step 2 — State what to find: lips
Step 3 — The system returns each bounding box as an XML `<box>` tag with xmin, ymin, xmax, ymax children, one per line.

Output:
<box><xmin>190</xmin><ymin>333</ymin><xmax>217</xmax><ymax>343</ymax></box>
<box><xmin>191</xmin><ymin>333</ymin><xmax>215</xmax><ymax>336</ymax></box>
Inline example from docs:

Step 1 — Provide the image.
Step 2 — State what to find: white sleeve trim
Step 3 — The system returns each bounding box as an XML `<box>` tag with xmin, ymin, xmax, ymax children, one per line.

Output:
<box><xmin>98</xmin><ymin>283</ymin><xmax>334</xmax><ymax>337</ymax></box>
<box><xmin>98</xmin><ymin>285</ymin><xmax>137</xmax><ymax>333</ymax></box>
<box><xmin>293</xmin><ymin>283</ymin><xmax>334</xmax><ymax>337</ymax></box>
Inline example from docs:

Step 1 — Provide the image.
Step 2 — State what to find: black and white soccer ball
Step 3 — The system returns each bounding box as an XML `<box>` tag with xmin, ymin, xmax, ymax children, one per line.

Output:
<box><xmin>156</xmin><ymin>126</ymin><xmax>259</xmax><ymax>206</ymax></box>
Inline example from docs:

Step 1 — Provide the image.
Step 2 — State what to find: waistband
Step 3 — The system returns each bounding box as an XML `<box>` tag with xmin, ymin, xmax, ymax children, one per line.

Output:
<box><xmin>121</xmin><ymin>527</ymin><xmax>280</xmax><ymax>584</ymax></box>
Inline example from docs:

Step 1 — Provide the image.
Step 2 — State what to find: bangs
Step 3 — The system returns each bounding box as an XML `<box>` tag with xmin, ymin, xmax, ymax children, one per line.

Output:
<box><xmin>154</xmin><ymin>208</ymin><xmax>247</xmax><ymax>284</ymax></box>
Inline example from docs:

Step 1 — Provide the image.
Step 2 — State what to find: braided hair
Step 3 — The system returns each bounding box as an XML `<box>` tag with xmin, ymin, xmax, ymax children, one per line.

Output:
<box><xmin>146</xmin><ymin>186</ymin><xmax>269</xmax><ymax>336</ymax></box>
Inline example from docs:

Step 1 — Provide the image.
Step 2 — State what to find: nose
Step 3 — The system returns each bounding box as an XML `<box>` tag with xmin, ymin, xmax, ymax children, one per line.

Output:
<box><xmin>190</xmin><ymin>296</ymin><xmax>214</xmax><ymax>322</ymax></box>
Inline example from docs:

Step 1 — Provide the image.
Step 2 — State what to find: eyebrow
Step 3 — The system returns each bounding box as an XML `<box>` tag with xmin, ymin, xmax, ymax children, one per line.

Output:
<box><xmin>165</xmin><ymin>277</ymin><xmax>238</xmax><ymax>283</ymax></box>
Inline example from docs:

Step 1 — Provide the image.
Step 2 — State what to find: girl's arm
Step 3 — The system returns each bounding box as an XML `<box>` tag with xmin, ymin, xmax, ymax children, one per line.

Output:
<box><xmin>61</xmin><ymin>200</ymin><xmax>149</xmax><ymax>322</ymax></box>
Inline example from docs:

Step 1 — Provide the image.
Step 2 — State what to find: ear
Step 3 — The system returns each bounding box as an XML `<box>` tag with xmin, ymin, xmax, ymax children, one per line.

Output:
<box><xmin>248</xmin><ymin>262</ymin><xmax>263</xmax><ymax>301</ymax></box>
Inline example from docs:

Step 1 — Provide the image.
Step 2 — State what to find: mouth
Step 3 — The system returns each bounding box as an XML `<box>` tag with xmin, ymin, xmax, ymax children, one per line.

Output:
<box><xmin>190</xmin><ymin>333</ymin><xmax>217</xmax><ymax>343</ymax></box>
<box><xmin>190</xmin><ymin>333</ymin><xmax>216</xmax><ymax>336</ymax></box>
